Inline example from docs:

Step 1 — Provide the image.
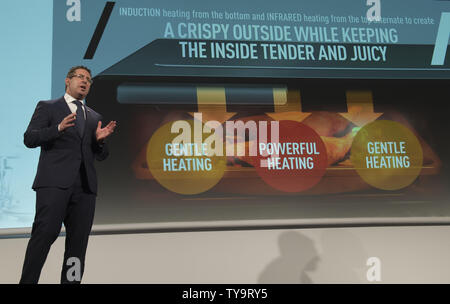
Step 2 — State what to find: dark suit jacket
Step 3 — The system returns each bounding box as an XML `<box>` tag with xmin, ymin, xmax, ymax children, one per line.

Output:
<box><xmin>24</xmin><ymin>97</ymin><xmax>109</xmax><ymax>194</ymax></box>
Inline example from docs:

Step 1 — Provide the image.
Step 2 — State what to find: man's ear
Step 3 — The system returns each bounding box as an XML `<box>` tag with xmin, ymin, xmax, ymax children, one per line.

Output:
<box><xmin>64</xmin><ymin>78</ymin><xmax>70</xmax><ymax>91</ymax></box>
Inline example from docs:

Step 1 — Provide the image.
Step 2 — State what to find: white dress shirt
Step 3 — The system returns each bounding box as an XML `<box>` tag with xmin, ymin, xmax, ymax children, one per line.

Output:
<box><xmin>64</xmin><ymin>93</ymin><xmax>86</xmax><ymax>119</ymax></box>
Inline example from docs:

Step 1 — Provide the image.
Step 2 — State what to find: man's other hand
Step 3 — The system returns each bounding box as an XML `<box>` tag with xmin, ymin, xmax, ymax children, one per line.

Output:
<box><xmin>96</xmin><ymin>120</ymin><xmax>117</xmax><ymax>142</ymax></box>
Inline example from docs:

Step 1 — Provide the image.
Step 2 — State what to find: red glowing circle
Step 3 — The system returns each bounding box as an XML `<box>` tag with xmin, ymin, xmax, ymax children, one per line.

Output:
<box><xmin>251</xmin><ymin>120</ymin><xmax>328</xmax><ymax>193</ymax></box>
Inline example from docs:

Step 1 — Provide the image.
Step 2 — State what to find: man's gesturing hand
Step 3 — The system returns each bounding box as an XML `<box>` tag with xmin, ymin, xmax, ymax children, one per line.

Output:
<box><xmin>58</xmin><ymin>113</ymin><xmax>77</xmax><ymax>131</ymax></box>
<box><xmin>96</xmin><ymin>120</ymin><xmax>117</xmax><ymax>142</ymax></box>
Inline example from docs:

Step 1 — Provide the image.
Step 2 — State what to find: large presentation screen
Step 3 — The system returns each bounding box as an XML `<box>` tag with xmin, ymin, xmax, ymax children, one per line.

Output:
<box><xmin>52</xmin><ymin>0</ymin><xmax>450</xmax><ymax>87</ymax></box>
<box><xmin>1</xmin><ymin>0</ymin><xmax>449</xmax><ymax>230</ymax></box>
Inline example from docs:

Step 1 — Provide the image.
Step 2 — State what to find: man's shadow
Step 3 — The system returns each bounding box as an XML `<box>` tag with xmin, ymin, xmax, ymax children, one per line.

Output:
<box><xmin>258</xmin><ymin>231</ymin><xmax>319</xmax><ymax>283</ymax></box>
<box><xmin>311</xmin><ymin>229</ymin><xmax>367</xmax><ymax>283</ymax></box>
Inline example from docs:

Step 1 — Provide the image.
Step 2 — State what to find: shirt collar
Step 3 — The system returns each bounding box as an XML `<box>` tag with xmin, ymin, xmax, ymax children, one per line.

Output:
<box><xmin>64</xmin><ymin>93</ymin><xmax>85</xmax><ymax>105</ymax></box>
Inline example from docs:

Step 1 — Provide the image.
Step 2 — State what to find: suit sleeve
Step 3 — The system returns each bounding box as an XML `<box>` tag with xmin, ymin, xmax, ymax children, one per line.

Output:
<box><xmin>24</xmin><ymin>101</ymin><xmax>62</xmax><ymax>148</ymax></box>
<box><xmin>94</xmin><ymin>141</ymin><xmax>109</xmax><ymax>161</ymax></box>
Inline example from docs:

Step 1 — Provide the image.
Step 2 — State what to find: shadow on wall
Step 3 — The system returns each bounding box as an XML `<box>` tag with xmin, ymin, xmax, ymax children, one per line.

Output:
<box><xmin>258</xmin><ymin>229</ymin><xmax>367</xmax><ymax>284</ymax></box>
<box><xmin>313</xmin><ymin>230</ymin><xmax>367</xmax><ymax>283</ymax></box>
<box><xmin>258</xmin><ymin>231</ymin><xmax>319</xmax><ymax>284</ymax></box>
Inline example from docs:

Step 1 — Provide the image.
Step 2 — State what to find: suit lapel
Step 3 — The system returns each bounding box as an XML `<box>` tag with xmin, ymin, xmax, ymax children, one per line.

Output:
<box><xmin>56</xmin><ymin>97</ymin><xmax>97</xmax><ymax>140</ymax></box>
<box><xmin>55</xmin><ymin>97</ymin><xmax>80</xmax><ymax>138</ymax></box>
<box><xmin>56</xmin><ymin>97</ymin><xmax>72</xmax><ymax>117</ymax></box>
<box><xmin>56</xmin><ymin>97</ymin><xmax>91</xmax><ymax>139</ymax></box>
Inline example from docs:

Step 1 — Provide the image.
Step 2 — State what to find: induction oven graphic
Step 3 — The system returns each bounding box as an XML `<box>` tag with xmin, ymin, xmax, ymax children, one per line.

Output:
<box><xmin>87</xmin><ymin>68</ymin><xmax>450</xmax><ymax>224</ymax></box>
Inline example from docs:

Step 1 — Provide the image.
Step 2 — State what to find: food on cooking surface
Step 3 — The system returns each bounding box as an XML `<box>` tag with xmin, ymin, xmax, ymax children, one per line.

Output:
<box><xmin>321</xmin><ymin>130</ymin><xmax>357</xmax><ymax>166</ymax></box>
<box><xmin>132</xmin><ymin>110</ymin><xmax>441</xmax><ymax>181</ymax></box>
<box><xmin>302</xmin><ymin>111</ymin><xmax>351</xmax><ymax>137</ymax></box>
<box><xmin>224</xmin><ymin>112</ymin><xmax>356</xmax><ymax>167</ymax></box>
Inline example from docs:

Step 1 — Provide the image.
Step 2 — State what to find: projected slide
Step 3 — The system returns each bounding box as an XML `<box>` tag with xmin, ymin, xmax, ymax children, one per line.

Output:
<box><xmin>2</xmin><ymin>0</ymin><xmax>450</xmax><ymax>230</ymax></box>
<box><xmin>52</xmin><ymin>0</ymin><xmax>450</xmax><ymax>91</ymax></box>
<box><xmin>52</xmin><ymin>0</ymin><xmax>450</xmax><ymax>225</ymax></box>
<box><xmin>82</xmin><ymin>76</ymin><xmax>450</xmax><ymax>226</ymax></box>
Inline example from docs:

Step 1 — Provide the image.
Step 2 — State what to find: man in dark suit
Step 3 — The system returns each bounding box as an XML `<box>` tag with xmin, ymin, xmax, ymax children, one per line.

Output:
<box><xmin>20</xmin><ymin>66</ymin><xmax>117</xmax><ymax>284</ymax></box>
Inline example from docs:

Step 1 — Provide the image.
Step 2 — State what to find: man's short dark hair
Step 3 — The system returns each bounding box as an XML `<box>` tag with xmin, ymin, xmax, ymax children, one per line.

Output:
<box><xmin>66</xmin><ymin>65</ymin><xmax>92</xmax><ymax>78</ymax></box>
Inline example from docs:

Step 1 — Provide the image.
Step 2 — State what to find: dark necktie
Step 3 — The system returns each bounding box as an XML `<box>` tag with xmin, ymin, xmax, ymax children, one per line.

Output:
<box><xmin>74</xmin><ymin>100</ymin><xmax>85</xmax><ymax>137</ymax></box>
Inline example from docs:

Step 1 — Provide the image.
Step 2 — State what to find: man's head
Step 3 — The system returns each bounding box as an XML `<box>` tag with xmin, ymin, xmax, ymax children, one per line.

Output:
<box><xmin>65</xmin><ymin>66</ymin><xmax>92</xmax><ymax>100</ymax></box>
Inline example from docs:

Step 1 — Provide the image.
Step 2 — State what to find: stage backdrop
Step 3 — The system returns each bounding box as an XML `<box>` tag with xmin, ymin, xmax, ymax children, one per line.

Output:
<box><xmin>1</xmin><ymin>0</ymin><xmax>449</xmax><ymax>230</ymax></box>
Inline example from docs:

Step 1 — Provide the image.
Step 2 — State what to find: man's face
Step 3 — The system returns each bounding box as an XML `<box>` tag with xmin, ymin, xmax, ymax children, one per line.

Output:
<box><xmin>65</xmin><ymin>68</ymin><xmax>92</xmax><ymax>100</ymax></box>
